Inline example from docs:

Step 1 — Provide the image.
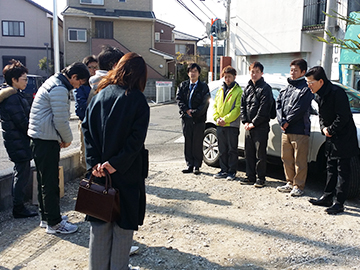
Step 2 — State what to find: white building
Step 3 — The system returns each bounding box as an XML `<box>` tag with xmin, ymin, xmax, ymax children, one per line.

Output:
<box><xmin>228</xmin><ymin>0</ymin><xmax>360</xmax><ymax>83</ymax></box>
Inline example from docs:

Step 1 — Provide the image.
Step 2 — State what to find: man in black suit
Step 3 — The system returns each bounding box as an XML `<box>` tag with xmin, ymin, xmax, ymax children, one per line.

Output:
<box><xmin>306</xmin><ymin>66</ymin><xmax>359</xmax><ymax>214</ymax></box>
<box><xmin>176</xmin><ymin>63</ymin><xmax>210</xmax><ymax>175</ymax></box>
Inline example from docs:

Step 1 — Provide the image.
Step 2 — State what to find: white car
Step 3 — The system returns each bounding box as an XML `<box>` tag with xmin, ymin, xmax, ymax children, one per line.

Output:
<box><xmin>203</xmin><ymin>74</ymin><xmax>360</xmax><ymax>198</ymax></box>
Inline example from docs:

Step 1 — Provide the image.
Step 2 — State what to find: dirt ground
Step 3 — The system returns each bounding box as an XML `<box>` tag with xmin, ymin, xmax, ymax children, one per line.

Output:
<box><xmin>1</xmin><ymin>157</ymin><xmax>360</xmax><ymax>270</ymax></box>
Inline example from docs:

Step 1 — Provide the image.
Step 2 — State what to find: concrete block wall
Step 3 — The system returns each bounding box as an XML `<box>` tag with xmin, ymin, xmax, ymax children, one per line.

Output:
<box><xmin>0</xmin><ymin>148</ymin><xmax>85</xmax><ymax>212</ymax></box>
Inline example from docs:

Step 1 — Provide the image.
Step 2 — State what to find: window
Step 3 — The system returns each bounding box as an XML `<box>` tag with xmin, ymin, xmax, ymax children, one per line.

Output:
<box><xmin>303</xmin><ymin>0</ymin><xmax>326</xmax><ymax>28</ymax></box>
<box><xmin>68</xmin><ymin>29</ymin><xmax>87</xmax><ymax>42</ymax></box>
<box><xmin>80</xmin><ymin>0</ymin><xmax>104</xmax><ymax>4</ymax></box>
<box><xmin>2</xmin><ymin>56</ymin><xmax>26</xmax><ymax>70</ymax></box>
<box><xmin>2</xmin><ymin>21</ymin><xmax>25</xmax><ymax>36</ymax></box>
<box><xmin>119</xmin><ymin>0</ymin><xmax>126</xmax><ymax>2</ymax></box>
<box><xmin>95</xmin><ymin>21</ymin><xmax>113</xmax><ymax>39</ymax></box>
<box><xmin>155</xmin><ymin>32</ymin><xmax>160</xmax><ymax>42</ymax></box>
<box><xmin>175</xmin><ymin>44</ymin><xmax>187</xmax><ymax>55</ymax></box>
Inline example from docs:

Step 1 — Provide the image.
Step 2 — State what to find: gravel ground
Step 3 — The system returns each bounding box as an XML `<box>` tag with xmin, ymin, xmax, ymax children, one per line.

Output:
<box><xmin>1</xmin><ymin>157</ymin><xmax>360</xmax><ymax>270</ymax></box>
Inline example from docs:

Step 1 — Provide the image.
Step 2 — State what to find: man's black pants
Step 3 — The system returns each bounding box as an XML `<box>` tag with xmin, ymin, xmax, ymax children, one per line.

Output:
<box><xmin>217</xmin><ymin>126</ymin><xmax>239</xmax><ymax>174</ymax></box>
<box><xmin>244</xmin><ymin>128</ymin><xmax>269</xmax><ymax>181</ymax></box>
<box><xmin>182</xmin><ymin>117</ymin><xmax>205</xmax><ymax>168</ymax></box>
<box><xmin>31</xmin><ymin>139</ymin><xmax>62</xmax><ymax>226</ymax></box>
<box><xmin>324</xmin><ymin>156</ymin><xmax>351</xmax><ymax>205</ymax></box>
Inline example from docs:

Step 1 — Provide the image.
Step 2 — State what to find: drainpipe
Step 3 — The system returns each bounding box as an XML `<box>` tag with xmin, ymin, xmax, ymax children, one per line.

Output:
<box><xmin>321</xmin><ymin>0</ymin><xmax>337</xmax><ymax>78</ymax></box>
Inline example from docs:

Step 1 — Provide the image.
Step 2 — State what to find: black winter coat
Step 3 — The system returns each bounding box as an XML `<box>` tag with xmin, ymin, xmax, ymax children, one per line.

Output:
<box><xmin>82</xmin><ymin>85</ymin><xmax>150</xmax><ymax>230</ymax></box>
<box><xmin>276</xmin><ymin>77</ymin><xmax>313</xmax><ymax>136</ymax></box>
<box><xmin>315</xmin><ymin>80</ymin><xmax>359</xmax><ymax>159</ymax></box>
<box><xmin>0</xmin><ymin>85</ymin><xmax>32</xmax><ymax>162</ymax></box>
<box><xmin>240</xmin><ymin>77</ymin><xmax>272</xmax><ymax>130</ymax></box>
<box><xmin>176</xmin><ymin>79</ymin><xmax>210</xmax><ymax>123</ymax></box>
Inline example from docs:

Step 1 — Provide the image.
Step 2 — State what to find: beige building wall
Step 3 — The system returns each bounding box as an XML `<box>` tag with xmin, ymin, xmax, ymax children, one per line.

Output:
<box><xmin>67</xmin><ymin>0</ymin><xmax>152</xmax><ymax>11</ymax></box>
<box><xmin>112</xmin><ymin>20</ymin><xmax>165</xmax><ymax>75</ymax></box>
<box><xmin>64</xmin><ymin>16</ymin><xmax>92</xmax><ymax>65</ymax></box>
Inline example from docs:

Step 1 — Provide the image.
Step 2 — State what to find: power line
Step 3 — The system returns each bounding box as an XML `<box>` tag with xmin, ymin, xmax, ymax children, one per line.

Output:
<box><xmin>189</xmin><ymin>0</ymin><xmax>211</xmax><ymax>20</ymax></box>
<box><xmin>174</xmin><ymin>0</ymin><xmax>206</xmax><ymax>25</ymax></box>
<box><xmin>200</xmin><ymin>0</ymin><xmax>218</xmax><ymax>18</ymax></box>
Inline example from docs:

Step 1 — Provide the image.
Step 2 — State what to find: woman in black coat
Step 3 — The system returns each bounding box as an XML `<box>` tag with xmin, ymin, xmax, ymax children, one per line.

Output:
<box><xmin>0</xmin><ymin>60</ymin><xmax>37</xmax><ymax>218</ymax></box>
<box><xmin>82</xmin><ymin>52</ymin><xmax>149</xmax><ymax>270</ymax></box>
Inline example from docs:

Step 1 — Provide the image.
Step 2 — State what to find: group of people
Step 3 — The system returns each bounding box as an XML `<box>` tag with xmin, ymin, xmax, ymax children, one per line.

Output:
<box><xmin>176</xmin><ymin>59</ymin><xmax>359</xmax><ymax>215</ymax></box>
<box><xmin>0</xmin><ymin>46</ymin><xmax>149</xmax><ymax>270</ymax></box>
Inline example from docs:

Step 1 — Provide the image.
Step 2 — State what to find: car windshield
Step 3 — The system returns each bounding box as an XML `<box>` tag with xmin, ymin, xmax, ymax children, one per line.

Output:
<box><xmin>335</xmin><ymin>83</ymin><xmax>360</xmax><ymax>113</ymax></box>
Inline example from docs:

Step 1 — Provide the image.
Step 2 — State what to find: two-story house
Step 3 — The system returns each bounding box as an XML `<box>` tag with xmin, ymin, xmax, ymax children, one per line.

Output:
<box><xmin>62</xmin><ymin>0</ymin><xmax>175</xmax><ymax>98</ymax></box>
<box><xmin>0</xmin><ymin>0</ymin><xmax>64</xmax><ymax>77</ymax></box>
<box><xmin>228</xmin><ymin>0</ymin><xmax>360</xmax><ymax>85</ymax></box>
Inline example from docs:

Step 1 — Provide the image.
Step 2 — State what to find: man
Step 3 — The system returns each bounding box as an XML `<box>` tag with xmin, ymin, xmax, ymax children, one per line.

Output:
<box><xmin>213</xmin><ymin>66</ymin><xmax>242</xmax><ymax>180</ymax></box>
<box><xmin>0</xmin><ymin>60</ymin><xmax>38</xmax><ymax>218</ymax></box>
<box><xmin>87</xmin><ymin>45</ymin><xmax>124</xmax><ymax>104</ymax></box>
<box><xmin>28</xmin><ymin>62</ymin><xmax>90</xmax><ymax>233</ymax></box>
<box><xmin>305</xmin><ymin>66</ymin><xmax>359</xmax><ymax>214</ymax></box>
<box><xmin>176</xmin><ymin>63</ymin><xmax>210</xmax><ymax>175</ymax></box>
<box><xmin>239</xmin><ymin>62</ymin><xmax>273</xmax><ymax>187</ymax></box>
<box><xmin>73</xmin><ymin>55</ymin><xmax>98</xmax><ymax>170</ymax></box>
<box><xmin>276</xmin><ymin>59</ymin><xmax>313</xmax><ymax>196</ymax></box>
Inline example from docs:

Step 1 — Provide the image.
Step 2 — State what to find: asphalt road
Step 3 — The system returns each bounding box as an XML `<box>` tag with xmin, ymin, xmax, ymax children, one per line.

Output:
<box><xmin>0</xmin><ymin>102</ymin><xmax>184</xmax><ymax>172</ymax></box>
<box><xmin>0</xmin><ymin>102</ymin><xmax>286</xmax><ymax>182</ymax></box>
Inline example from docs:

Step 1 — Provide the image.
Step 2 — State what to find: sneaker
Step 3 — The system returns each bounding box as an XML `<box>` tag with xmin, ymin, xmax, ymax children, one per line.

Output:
<box><xmin>240</xmin><ymin>178</ymin><xmax>255</xmax><ymax>185</ymax></box>
<box><xmin>130</xmin><ymin>246</ymin><xmax>139</xmax><ymax>256</ymax></box>
<box><xmin>46</xmin><ymin>220</ymin><xmax>78</xmax><ymax>234</ymax></box>
<box><xmin>40</xmin><ymin>215</ymin><xmax>68</xmax><ymax>228</ymax></box>
<box><xmin>290</xmin><ymin>186</ymin><xmax>304</xmax><ymax>197</ymax></box>
<box><xmin>226</xmin><ymin>172</ymin><xmax>236</xmax><ymax>181</ymax></box>
<box><xmin>128</xmin><ymin>264</ymin><xmax>140</xmax><ymax>270</ymax></box>
<box><xmin>277</xmin><ymin>182</ymin><xmax>293</xmax><ymax>193</ymax></box>
<box><xmin>213</xmin><ymin>171</ymin><xmax>227</xmax><ymax>179</ymax></box>
<box><xmin>254</xmin><ymin>179</ymin><xmax>265</xmax><ymax>188</ymax></box>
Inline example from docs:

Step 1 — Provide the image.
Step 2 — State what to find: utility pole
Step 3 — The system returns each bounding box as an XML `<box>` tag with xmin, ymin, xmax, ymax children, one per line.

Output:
<box><xmin>53</xmin><ymin>0</ymin><xmax>60</xmax><ymax>73</ymax></box>
<box><xmin>321</xmin><ymin>0</ymin><xmax>337</xmax><ymax>77</ymax></box>
<box><xmin>225</xmin><ymin>0</ymin><xmax>231</xmax><ymax>56</ymax></box>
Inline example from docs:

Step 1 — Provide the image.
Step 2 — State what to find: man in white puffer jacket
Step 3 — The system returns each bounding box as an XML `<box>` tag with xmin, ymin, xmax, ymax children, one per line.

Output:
<box><xmin>28</xmin><ymin>62</ymin><xmax>90</xmax><ymax>234</ymax></box>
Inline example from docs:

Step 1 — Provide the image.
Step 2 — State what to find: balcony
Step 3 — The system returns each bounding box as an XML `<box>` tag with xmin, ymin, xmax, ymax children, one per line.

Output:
<box><xmin>302</xmin><ymin>0</ymin><xmax>327</xmax><ymax>31</ymax></box>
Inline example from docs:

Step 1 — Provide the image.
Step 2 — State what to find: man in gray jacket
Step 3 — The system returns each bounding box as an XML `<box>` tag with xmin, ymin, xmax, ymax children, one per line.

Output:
<box><xmin>28</xmin><ymin>62</ymin><xmax>90</xmax><ymax>234</ymax></box>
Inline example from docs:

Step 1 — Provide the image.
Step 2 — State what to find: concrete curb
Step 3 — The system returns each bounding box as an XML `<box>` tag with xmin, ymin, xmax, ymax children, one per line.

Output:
<box><xmin>0</xmin><ymin>148</ymin><xmax>85</xmax><ymax>212</ymax></box>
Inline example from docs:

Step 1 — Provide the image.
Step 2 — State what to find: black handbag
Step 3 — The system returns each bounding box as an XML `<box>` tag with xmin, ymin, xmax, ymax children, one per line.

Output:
<box><xmin>75</xmin><ymin>169</ymin><xmax>120</xmax><ymax>223</ymax></box>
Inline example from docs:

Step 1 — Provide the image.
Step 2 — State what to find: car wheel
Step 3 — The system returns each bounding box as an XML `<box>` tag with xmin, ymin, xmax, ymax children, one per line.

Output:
<box><xmin>347</xmin><ymin>155</ymin><xmax>360</xmax><ymax>199</ymax></box>
<box><xmin>203</xmin><ymin>127</ymin><xmax>220</xmax><ymax>167</ymax></box>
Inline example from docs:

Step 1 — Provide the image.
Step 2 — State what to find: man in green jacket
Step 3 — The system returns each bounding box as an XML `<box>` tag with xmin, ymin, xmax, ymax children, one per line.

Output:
<box><xmin>213</xmin><ymin>66</ymin><xmax>243</xmax><ymax>180</ymax></box>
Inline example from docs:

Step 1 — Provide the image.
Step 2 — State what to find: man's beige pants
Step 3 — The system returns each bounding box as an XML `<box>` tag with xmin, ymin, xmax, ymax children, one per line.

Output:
<box><xmin>281</xmin><ymin>133</ymin><xmax>309</xmax><ymax>190</ymax></box>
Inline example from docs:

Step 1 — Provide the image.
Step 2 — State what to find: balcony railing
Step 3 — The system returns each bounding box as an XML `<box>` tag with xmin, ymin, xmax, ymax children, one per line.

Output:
<box><xmin>302</xmin><ymin>0</ymin><xmax>327</xmax><ymax>30</ymax></box>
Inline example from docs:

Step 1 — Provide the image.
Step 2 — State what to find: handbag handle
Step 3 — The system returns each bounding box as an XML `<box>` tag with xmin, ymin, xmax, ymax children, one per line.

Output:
<box><xmin>87</xmin><ymin>168</ymin><xmax>113</xmax><ymax>194</ymax></box>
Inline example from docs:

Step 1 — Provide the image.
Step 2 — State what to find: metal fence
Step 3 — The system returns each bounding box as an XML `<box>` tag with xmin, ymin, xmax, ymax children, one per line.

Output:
<box><xmin>303</xmin><ymin>0</ymin><xmax>327</xmax><ymax>28</ymax></box>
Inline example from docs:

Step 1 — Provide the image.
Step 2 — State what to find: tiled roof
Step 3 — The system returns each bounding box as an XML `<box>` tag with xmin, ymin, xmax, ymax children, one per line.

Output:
<box><xmin>62</xmin><ymin>6</ymin><xmax>155</xmax><ymax>19</ymax></box>
<box><xmin>173</xmin><ymin>30</ymin><xmax>200</xmax><ymax>41</ymax></box>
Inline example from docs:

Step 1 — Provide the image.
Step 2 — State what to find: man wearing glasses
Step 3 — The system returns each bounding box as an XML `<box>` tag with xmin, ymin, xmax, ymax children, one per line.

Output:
<box><xmin>305</xmin><ymin>66</ymin><xmax>359</xmax><ymax>214</ymax></box>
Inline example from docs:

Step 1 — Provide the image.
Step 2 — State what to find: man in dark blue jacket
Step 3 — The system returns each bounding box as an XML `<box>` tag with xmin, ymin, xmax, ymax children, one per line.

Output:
<box><xmin>176</xmin><ymin>63</ymin><xmax>210</xmax><ymax>175</ymax></box>
<box><xmin>276</xmin><ymin>59</ymin><xmax>313</xmax><ymax>196</ymax></box>
<box><xmin>0</xmin><ymin>60</ymin><xmax>37</xmax><ymax>218</ymax></box>
<box><xmin>306</xmin><ymin>66</ymin><xmax>359</xmax><ymax>214</ymax></box>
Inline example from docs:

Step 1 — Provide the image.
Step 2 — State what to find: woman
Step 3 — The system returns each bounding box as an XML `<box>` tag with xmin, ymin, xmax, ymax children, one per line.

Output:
<box><xmin>0</xmin><ymin>60</ymin><xmax>37</xmax><ymax>218</ymax></box>
<box><xmin>82</xmin><ymin>52</ymin><xmax>149</xmax><ymax>270</ymax></box>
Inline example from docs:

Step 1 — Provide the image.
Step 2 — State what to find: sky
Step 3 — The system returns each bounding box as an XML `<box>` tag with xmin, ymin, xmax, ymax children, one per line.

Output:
<box><xmin>31</xmin><ymin>0</ymin><xmax>226</xmax><ymax>40</ymax></box>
